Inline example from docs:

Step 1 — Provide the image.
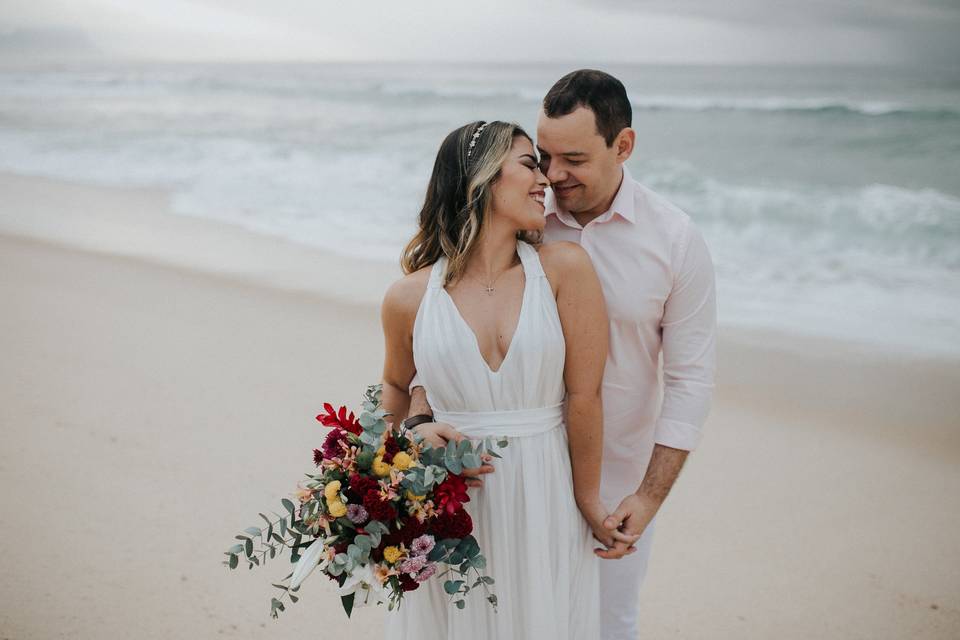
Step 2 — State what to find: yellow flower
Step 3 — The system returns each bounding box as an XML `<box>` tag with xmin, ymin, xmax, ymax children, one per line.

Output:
<box><xmin>405</xmin><ymin>489</ymin><xmax>425</xmax><ymax>502</ymax></box>
<box><xmin>327</xmin><ymin>500</ymin><xmax>347</xmax><ymax>518</ymax></box>
<box><xmin>372</xmin><ymin>456</ymin><xmax>392</xmax><ymax>477</ymax></box>
<box><xmin>323</xmin><ymin>480</ymin><xmax>342</xmax><ymax>502</ymax></box>
<box><xmin>383</xmin><ymin>546</ymin><xmax>402</xmax><ymax>564</ymax></box>
<box><xmin>392</xmin><ymin>452</ymin><xmax>413</xmax><ymax>471</ymax></box>
<box><xmin>376</xmin><ymin>445</ymin><xmax>386</xmax><ymax>457</ymax></box>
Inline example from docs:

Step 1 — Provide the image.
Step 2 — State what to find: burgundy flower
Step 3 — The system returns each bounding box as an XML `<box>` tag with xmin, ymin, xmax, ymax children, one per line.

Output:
<box><xmin>321</xmin><ymin>428</ymin><xmax>347</xmax><ymax>460</ymax></box>
<box><xmin>430</xmin><ymin>509</ymin><xmax>472</xmax><ymax>540</ymax></box>
<box><xmin>313</xmin><ymin>448</ymin><xmax>323</xmax><ymax>467</ymax></box>
<box><xmin>434</xmin><ymin>474</ymin><xmax>470</xmax><ymax>515</ymax></box>
<box><xmin>382</xmin><ymin>434</ymin><xmax>401</xmax><ymax>464</ymax></box>
<box><xmin>316</xmin><ymin>403</ymin><xmax>362</xmax><ymax>435</ymax></box>
<box><xmin>398</xmin><ymin>573</ymin><xmax>420</xmax><ymax>592</ymax></box>
<box><xmin>348</xmin><ymin>473</ymin><xmax>378</xmax><ymax>498</ymax></box>
<box><xmin>397</xmin><ymin>517</ymin><xmax>427</xmax><ymax>546</ymax></box>
<box><xmin>363</xmin><ymin>489</ymin><xmax>397</xmax><ymax>522</ymax></box>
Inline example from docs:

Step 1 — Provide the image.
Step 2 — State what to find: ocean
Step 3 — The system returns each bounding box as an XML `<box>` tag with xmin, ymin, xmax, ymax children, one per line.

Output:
<box><xmin>1</xmin><ymin>62</ymin><xmax>958</xmax><ymax>355</ymax></box>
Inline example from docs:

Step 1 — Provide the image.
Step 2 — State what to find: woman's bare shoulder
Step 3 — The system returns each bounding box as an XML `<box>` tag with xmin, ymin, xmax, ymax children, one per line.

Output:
<box><xmin>382</xmin><ymin>265</ymin><xmax>433</xmax><ymax>319</ymax></box>
<box><xmin>537</xmin><ymin>241</ymin><xmax>593</xmax><ymax>276</ymax></box>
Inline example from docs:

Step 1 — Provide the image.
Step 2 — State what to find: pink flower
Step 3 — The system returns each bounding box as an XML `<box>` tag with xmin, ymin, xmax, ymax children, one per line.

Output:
<box><xmin>415</xmin><ymin>562</ymin><xmax>438</xmax><ymax>583</ymax></box>
<box><xmin>410</xmin><ymin>534</ymin><xmax>435</xmax><ymax>557</ymax></box>
<box><xmin>398</xmin><ymin>555</ymin><xmax>426</xmax><ymax>575</ymax></box>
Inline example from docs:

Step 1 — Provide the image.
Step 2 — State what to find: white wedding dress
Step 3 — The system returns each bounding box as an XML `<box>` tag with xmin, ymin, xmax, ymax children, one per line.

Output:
<box><xmin>385</xmin><ymin>240</ymin><xmax>599</xmax><ymax>639</ymax></box>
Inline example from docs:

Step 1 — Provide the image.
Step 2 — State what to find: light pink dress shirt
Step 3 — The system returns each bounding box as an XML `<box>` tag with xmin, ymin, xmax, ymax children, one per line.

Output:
<box><xmin>544</xmin><ymin>165</ymin><xmax>717</xmax><ymax>500</ymax></box>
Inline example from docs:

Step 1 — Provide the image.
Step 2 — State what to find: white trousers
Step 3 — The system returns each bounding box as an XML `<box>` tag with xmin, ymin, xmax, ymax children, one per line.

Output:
<box><xmin>598</xmin><ymin>518</ymin><xmax>656</xmax><ymax>640</ymax></box>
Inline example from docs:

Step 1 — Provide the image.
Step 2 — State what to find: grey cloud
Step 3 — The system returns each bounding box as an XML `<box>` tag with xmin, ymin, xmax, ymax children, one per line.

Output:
<box><xmin>585</xmin><ymin>0</ymin><xmax>960</xmax><ymax>28</ymax></box>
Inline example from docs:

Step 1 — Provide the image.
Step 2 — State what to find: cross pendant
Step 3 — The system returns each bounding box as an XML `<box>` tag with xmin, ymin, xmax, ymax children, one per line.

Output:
<box><xmin>485</xmin><ymin>286</ymin><xmax>495</xmax><ymax>295</ymax></box>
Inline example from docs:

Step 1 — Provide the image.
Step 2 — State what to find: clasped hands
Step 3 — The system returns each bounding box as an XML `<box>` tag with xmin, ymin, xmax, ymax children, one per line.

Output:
<box><xmin>412</xmin><ymin>421</ymin><xmax>651</xmax><ymax>560</ymax></box>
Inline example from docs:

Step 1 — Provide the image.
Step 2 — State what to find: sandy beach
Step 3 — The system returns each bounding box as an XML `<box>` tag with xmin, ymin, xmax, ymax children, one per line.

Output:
<box><xmin>2</xmin><ymin>173</ymin><xmax>958</xmax><ymax>639</ymax></box>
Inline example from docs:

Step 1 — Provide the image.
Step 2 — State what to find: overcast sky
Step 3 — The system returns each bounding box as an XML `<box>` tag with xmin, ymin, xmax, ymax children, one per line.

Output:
<box><xmin>2</xmin><ymin>0</ymin><xmax>958</xmax><ymax>65</ymax></box>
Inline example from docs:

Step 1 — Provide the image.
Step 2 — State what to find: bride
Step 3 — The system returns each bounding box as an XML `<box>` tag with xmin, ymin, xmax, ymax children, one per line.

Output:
<box><xmin>380</xmin><ymin>120</ymin><xmax>621</xmax><ymax>638</ymax></box>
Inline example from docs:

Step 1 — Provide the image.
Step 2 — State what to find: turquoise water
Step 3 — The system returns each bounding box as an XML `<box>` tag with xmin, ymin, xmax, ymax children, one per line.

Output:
<box><xmin>1</xmin><ymin>62</ymin><xmax>958</xmax><ymax>354</ymax></box>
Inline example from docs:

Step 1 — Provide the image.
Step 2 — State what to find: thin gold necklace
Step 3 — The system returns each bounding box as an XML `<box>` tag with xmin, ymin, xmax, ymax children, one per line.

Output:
<box><xmin>464</xmin><ymin>255</ymin><xmax>519</xmax><ymax>295</ymax></box>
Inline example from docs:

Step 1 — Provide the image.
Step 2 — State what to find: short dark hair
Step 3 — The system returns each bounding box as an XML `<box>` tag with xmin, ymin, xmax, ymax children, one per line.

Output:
<box><xmin>542</xmin><ymin>69</ymin><xmax>632</xmax><ymax>147</ymax></box>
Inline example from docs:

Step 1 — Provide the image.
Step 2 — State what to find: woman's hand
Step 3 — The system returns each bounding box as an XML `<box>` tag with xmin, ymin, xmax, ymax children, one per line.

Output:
<box><xmin>577</xmin><ymin>496</ymin><xmax>639</xmax><ymax>557</ymax></box>
<box><xmin>412</xmin><ymin>422</ymin><xmax>495</xmax><ymax>487</ymax></box>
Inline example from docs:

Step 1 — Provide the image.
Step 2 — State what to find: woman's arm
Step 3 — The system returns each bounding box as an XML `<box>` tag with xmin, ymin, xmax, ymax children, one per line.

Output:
<box><xmin>542</xmin><ymin>242</ymin><xmax>612</xmax><ymax>547</ymax></box>
<box><xmin>379</xmin><ymin>274</ymin><xmax>425</xmax><ymax>427</ymax></box>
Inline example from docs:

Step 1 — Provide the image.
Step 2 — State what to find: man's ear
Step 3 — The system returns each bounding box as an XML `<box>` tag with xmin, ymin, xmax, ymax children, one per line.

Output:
<box><xmin>615</xmin><ymin>128</ymin><xmax>635</xmax><ymax>163</ymax></box>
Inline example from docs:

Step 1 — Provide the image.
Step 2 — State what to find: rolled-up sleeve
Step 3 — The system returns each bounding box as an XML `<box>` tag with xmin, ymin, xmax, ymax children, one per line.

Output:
<box><xmin>408</xmin><ymin>371</ymin><xmax>423</xmax><ymax>394</ymax></box>
<box><xmin>654</xmin><ymin>219</ymin><xmax>717</xmax><ymax>451</ymax></box>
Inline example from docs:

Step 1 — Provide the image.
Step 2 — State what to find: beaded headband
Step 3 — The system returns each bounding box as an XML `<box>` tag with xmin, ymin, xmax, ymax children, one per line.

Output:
<box><xmin>466</xmin><ymin>122</ymin><xmax>490</xmax><ymax>160</ymax></box>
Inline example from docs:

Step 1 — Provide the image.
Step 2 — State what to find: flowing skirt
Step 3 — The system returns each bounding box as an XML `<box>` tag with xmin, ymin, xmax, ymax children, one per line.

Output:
<box><xmin>384</xmin><ymin>424</ymin><xmax>599</xmax><ymax>640</ymax></box>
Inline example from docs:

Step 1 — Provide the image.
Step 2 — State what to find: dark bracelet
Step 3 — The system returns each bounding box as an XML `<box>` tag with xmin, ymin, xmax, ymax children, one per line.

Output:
<box><xmin>401</xmin><ymin>414</ymin><xmax>434</xmax><ymax>430</ymax></box>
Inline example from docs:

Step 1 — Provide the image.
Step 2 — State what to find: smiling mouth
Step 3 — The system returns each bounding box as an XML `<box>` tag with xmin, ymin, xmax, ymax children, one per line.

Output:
<box><xmin>529</xmin><ymin>191</ymin><xmax>545</xmax><ymax>204</ymax></box>
<box><xmin>553</xmin><ymin>184</ymin><xmax>580</xmax><ymax>196</ymax></box>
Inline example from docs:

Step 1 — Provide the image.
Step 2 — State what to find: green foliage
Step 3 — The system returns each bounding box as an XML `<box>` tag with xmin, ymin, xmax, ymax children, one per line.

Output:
<box><xmin>226</xmin><ymin>383</ymin><xmax>506</xmax><ymax>619</ymax></box>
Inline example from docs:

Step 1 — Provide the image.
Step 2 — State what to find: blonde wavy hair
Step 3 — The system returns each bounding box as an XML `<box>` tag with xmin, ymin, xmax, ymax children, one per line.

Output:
<box><xmin>401</xmin><ymin>120</ymin><xmax>540</xmax><ymax>286</ymax></box>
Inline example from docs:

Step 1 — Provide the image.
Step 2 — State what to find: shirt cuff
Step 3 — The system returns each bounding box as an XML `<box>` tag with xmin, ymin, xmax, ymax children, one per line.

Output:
<box><xmin>408</xmin><ymin>372</ymin><xmax>423</xmax><ymax>395</ymax></box>
<box><xmin>653</xmin><ymin>417</ymin><xmax>703</xmax><ymax>451</ymax></box>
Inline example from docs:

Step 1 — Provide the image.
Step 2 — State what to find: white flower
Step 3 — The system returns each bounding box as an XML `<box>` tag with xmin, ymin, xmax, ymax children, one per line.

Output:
<box><xmin>289</xmin><ymin>539</ymin><xmax>326</xmax><ymax>589</ymax></box>
<box><xmin>336</xmin><ymin>564</ymin><xmax>388</xmax><ymax>607</ymax></box>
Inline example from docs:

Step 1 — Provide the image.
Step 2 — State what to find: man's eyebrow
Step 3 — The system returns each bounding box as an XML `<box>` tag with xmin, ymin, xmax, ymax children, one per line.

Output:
<box><xmin>536</xmin><ymin>147</ymin><xmax>586</xmax><ymax>158</ymax></box>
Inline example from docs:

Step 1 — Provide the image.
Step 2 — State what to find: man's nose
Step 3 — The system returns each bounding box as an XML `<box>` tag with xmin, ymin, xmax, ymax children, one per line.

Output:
<box><xmin>546</xmin><ymin>164</ymin><xmax>566</xmax><ymax>185</ymax></box>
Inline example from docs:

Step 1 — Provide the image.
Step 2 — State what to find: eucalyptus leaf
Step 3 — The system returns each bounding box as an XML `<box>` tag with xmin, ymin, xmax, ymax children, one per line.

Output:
<box><xmin>455</xmin><ymin>600</ymin><xmax>466</xmax><ymax>609</ymax></box>
<box><xmin>244</xmin><ymin>538</ymin><xmax>253</xmax><ymax>557</ymax></box>
<box><xmin>341</xmin><ymin>592</ymin><xmax>356</xmax><ymax>618</ymax></box>
<box><xmin>281</xmin><ymin>498</ymin><xmax>296</xmax><ymax>516</ymax></box>
<box><xmin>228</xmin><ymin>554</ymin><xmax>238</xmax><ymax>569</ymax></box>
<box><xmin>444</xmin><ymin>579</ymin><xmax>464</xmax><ymax>595</ymax></box>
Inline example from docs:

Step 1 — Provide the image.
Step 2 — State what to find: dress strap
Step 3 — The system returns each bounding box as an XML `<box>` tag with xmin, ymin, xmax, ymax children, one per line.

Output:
<box><xmin>427</xmin><ymin>257</ymin><xmax>447</xmax><ymax>289</ymax></box>
<box><xmin>517</xmin><ymin>240</ymin><xmax>545</xmax><ymax>278</ymax></box>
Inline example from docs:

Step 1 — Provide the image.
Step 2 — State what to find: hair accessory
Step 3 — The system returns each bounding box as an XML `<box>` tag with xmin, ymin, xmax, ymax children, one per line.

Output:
<box><xmin>467</xmin><ymin>122</ymin><xmax>490</xmax><ymax>160</ymax></box>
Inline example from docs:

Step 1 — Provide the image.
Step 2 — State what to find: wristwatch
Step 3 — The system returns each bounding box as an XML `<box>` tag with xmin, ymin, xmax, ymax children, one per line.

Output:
<box><xmin>401</xmin><ymin>414</ymin><xmax>434</xmax><ymax>430</ymax></box>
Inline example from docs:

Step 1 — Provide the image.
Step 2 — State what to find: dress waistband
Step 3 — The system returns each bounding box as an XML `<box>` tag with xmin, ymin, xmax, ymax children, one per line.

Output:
<box><xmin>433</xmin><ymin>403</ymin><xmax>564</xmax><ymax>438</ymax></box>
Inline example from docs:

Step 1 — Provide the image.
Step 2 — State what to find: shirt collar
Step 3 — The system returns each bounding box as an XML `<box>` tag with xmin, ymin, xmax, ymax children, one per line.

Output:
<box><xmin>544</xmin><ymin>165</ymin><xmax>636</xmax><ymax>228</ymax></box>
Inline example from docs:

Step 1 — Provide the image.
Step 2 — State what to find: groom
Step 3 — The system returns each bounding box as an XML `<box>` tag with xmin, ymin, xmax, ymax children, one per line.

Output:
<box><xmin>408</xmin><ymin>69</ymin><xmax>717</xmax><ymax>640</ymax></box>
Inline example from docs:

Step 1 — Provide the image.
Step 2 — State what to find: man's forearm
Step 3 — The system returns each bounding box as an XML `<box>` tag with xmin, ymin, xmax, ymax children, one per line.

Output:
<box><xmin>636</xmin><ymin>444</ymin><xmax>689</xmax><ymax>505</ymax></box>
<box><xmin>408</xmin><ymin>385</ymin><xmax>433</xmax><ymax>418</ymax></box>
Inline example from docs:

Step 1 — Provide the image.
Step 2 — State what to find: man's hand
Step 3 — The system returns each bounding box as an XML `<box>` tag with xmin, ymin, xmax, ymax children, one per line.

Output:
<box><xmin>596</xmin><ymin>444</ymin><xmax>690</xmax><ymax>559</ymax></box>
<box><xmin>576</xmin><ymin>497</ymin><xmax>641</xmax><ymax>556</ymax></box>
<box><xmin>595</xmin><ymin>493</ymin><xmax>656</xmax><ymax>559</ymax></box>
<box><xmin>412</xmin><ymin>421</ymin><xmax>494</xmax><ymax>488</ymax></box>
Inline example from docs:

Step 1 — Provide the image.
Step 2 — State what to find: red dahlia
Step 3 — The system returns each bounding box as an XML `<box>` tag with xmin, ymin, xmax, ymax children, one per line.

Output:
<box><xmin>435</xmin><ymin>474</ymin><xmax>470</xmax><ymax>515</ymax></box>
<box><xmin>430</xmin><ymin>509</ymin><xmax>472</xmax><ymax>540</ymax></box>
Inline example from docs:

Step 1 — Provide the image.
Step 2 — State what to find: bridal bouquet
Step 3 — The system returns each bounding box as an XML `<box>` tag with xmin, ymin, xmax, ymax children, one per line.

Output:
<box><xmin>224</xmin><ymin>384</ymin><xmax>505</xmax><ymax>618</ymax></box>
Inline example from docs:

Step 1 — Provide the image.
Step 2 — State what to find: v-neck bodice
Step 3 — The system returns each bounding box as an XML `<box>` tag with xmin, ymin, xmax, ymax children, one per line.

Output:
<box><xmin>412</xmin><ymin>240</ymin><xmax>566</xmax><ymax>413</ymax></box>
